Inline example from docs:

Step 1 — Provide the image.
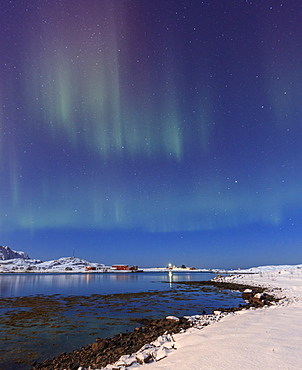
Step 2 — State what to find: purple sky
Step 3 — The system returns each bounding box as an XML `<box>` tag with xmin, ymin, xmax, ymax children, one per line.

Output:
<box><xmin>1</xmin><ymin>1</ymin><xmax>302</xmax><ymax>268</ymax></box>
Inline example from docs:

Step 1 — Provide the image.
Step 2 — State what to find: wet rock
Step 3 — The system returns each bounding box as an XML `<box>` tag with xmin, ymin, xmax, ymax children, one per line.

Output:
<box><xmin>241</xmin><ymin>290</ymin><xmax>278</xmax><ymax>308</ymax></box>
<box><xmin>91</xmin><ymin>339</ymin><xmax>109</xmax><ymax>352</ymax></box>
<box><xmin>242</xmin><ymin>289</ymin><xmax>253</xmax><ymax>301</ymax></box>
<box><xmin>33</xmin><ymin>317</ymin><xmax>191</xmax><ymax>370</ymax></box>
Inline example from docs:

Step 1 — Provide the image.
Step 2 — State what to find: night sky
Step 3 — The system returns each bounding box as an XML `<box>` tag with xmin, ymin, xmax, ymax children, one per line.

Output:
<box><xmin>1</xmin><ymin>0</ymin><xmax>302</xmax><ymax>268</ymax></box>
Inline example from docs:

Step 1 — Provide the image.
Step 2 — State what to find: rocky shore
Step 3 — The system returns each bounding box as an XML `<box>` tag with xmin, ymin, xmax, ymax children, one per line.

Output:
<box><xmin>32</xmin><ymin>280</ymin><xmax>279</xmax><ymax>370</ymax></box>
<box><xmin>32</xmin><ymin>317</ymin><xmax>191</xmax><ymax>370</ymax></box>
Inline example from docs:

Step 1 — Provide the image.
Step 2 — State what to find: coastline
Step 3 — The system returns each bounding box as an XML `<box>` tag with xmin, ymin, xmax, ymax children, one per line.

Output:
<box><xmin>148</xmin><ymin>269</ymin><xmax>302</xmax><ymax>370</ymax></box>
<box><xmin>0</xmin><ymin>273</ymin><xmax>246</xmax><ymax>368</ymax></box>
<box><xmin>32</xmin><ymin>279</ymin><xmax>279</xmax><ymax>370</ymax></box>
<box><xmin>3</xmin><ymin>266</ymin><xmax>302</xmax><ymax>369</ymax></box>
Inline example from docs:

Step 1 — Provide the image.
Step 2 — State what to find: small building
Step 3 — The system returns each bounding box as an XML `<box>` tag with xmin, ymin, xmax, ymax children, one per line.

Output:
<box><xmin>111</xmin><ymin>264</ymin><xmax>138</xmax><ymax>271</ymax></box>
<box><xmin>85</xmin><ymin>266</ymin><xmax>97</xmax><ymax>271</ymax></box>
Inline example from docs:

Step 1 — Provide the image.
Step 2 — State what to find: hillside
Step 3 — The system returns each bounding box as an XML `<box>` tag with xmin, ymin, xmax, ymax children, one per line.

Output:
<box><xmin>0</xmin><ymin>245</ymin><xmax>29</xmax><ymax>260</ymax></box>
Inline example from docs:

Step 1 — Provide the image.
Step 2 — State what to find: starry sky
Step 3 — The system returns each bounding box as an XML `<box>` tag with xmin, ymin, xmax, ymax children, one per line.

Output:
<box><xmin>1</xmin><ymin>0</ymin><xmax>302</xmax><ymax>268</ymax></box>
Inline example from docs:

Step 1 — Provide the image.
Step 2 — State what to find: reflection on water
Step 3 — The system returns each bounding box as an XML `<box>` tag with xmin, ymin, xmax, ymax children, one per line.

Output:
<box><xmin>0</xmin><ymin>272</ymin><xmax>214</xmax><ymax>297</ymax></box>
<box><xmin>167</xmin><ymin>271</ymin><xmax>197</xmax><ymax>286</ymax></box>
<box><xmin>168</xmin><ymin>271</ymin><xmax>173</xmax><ymax>287</ymax></box>
<box><xmin>0</xmin><ymin>272</ymin><xmax>244</xmax><ymax>370</ymax></box>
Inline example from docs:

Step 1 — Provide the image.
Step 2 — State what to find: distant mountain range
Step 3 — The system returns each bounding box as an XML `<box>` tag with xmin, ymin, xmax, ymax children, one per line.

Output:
<box><xmin>0</xmin><ymin>245</ymin><xmax>108</xmax><ymax>273</ymax></box>
<box><xmin>0</xmin><ymin>245</ymin><xmax>29</xmax><ymax>260</ymax></box>
<box><xmin>3</xmin><ymin>245</ymin><xmax>299</xmax><ymax>276</ymax></box>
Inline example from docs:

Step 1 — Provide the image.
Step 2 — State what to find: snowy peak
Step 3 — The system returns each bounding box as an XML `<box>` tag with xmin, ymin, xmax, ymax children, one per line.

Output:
<box><xmin>0</xmin><ymin>245</ymin><xmax>30</xmax><ymax>260</ymax></box>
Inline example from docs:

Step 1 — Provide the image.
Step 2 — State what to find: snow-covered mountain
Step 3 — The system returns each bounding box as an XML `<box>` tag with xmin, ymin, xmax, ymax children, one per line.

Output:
<box><xmin>35</xmin><ymin>256</ymin><xmax>106</xmax><ymax>271</ymax></box>
<box><xmin>0</xmin><ymin>245</ymin><xmax>29</xmax><ymax>260</ymax></box>
<box><xmin>0</xmin><ymin>255</ymin><xmax>107</xmax><ymax>273</ymax></box>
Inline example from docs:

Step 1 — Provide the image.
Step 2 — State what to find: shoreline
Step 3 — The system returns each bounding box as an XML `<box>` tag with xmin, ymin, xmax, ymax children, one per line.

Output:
<box><xmin>148</xmin><ymin>269</ymin><xmax>302</xmax><ymax>369</ymax></box>
<box><xmin>32</xmin><ymin>280</ymin><xmax>279</xmax><ymax>370</ymax></box>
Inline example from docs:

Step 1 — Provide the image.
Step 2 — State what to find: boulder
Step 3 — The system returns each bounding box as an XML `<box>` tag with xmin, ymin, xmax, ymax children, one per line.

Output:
<box><xmin>154</xmin><ymin>346</ymin><xmax>170</xmax><ymax>361</ymax></box>
<box><xmin>136</xmin><ymin>352</ymin><xmax>153</xmax><ymax>364</ymax></box>
<box><xmin>166</xmin><ymin>315</ymin><xmax>180</xmax><ymax>321</ymax></box>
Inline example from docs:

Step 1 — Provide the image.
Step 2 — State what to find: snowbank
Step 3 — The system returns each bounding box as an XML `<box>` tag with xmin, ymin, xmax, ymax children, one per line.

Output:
<box><xmin>147</xmin><ymin>267</ymin><xmax>302</xmax><ymax>369</ymax></box>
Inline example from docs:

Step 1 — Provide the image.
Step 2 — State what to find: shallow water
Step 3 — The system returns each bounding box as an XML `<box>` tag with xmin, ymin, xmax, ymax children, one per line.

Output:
<box><xmin>0</xmin><ymin>271</ymin><xmax>214</xmax><ymax>297</ymax></box>
<box><xmin>0</xmin><ymin>272</ymin><xmax>244</xmax><ymax>370</ymax></box>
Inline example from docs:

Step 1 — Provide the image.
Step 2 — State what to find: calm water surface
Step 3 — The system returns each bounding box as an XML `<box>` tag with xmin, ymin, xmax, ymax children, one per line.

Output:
<box><xmin>0</xmin><ymin>272</ymin><xmax>243</xmax><ymax>370</ymax></box>
<box><xmin>1</xmin><ymin>271</ymin><xmax>214</xmax><ymax>297</ymax></box>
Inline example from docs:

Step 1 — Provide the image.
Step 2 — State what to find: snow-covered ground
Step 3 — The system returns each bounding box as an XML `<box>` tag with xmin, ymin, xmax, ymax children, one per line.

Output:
<box><xmin>143</xmin><ymin>263</ymin><xmax>302</xmax><ymax>274</ymax></box>
<box><xmin>144</xmin><ymin>266</ymin><xmax>302</xmax><ymax>370</ymax></box>
<box><xmin>74</xmin><ymin>264</ymin><xmax>302</xmax><ymax>370</ymax></box>
<box><xmin>0</xmin><ymin>256</ymin><xmax>108</xmax><ymax>273</ymax></box>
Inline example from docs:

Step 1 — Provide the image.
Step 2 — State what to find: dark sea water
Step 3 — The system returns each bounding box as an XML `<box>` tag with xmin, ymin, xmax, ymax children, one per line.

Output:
<box><xmin>0</xmin><ymin>272</ymin><xmax>244</xmax><ymax>370</ymax></box>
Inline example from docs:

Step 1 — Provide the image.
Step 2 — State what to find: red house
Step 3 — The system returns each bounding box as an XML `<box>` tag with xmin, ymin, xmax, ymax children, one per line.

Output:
<box><xmin>112</xmin><ymin>264</ymin><xmax>138</xmax><ymax>271</ymax></box>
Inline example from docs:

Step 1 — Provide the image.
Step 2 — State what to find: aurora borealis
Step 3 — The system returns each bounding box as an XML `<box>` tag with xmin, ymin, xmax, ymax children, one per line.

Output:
<box><xmin>1</xmin><ymin>1</ymin><xmax>302</xmax><ymax>268</ymax></box>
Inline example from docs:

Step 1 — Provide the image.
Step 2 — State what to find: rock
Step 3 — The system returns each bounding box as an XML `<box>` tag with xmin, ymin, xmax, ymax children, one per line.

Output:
<box><xmin>33</xmin><ymin>317</ymin><xmax>191</xmax><ymax>370</ymax></box>
<box><xmin>136</xmin><ymin>352</ymin><xmax>153</xmax><ymax>364</ymax></box>
<box><xmin>242</xmin><ymin>291</ymin><xmax>253</xmax><ymax>300</ymax></box>
<box><xmin>115</xmin><ymin>354</ymin><xmax>137</xmax><ymax>367</ymax></box>
<box><xmin>252</xmin><ymin>294</ymin><xmax>265</xmax><ymax>306</ymax></box>
<box><xmin>166</xmin><ymin>315</ymin><xmax>179</xmax><ymax>321</ymax></box>
<box><xmin>212</xmin><ymin>310</ymin><xmax>221</xmax><ymax>315</ymax></box>
<box><xmin>162</xmin><ymin>341</ymin><xmax>175</xmax><ymax>350</ymax></box>
<box><xmin>139</xmin><ymin>343</ymin><xmax>153</xmax><ymax>351</ymax></box>
<box><xmin>151</xmin><ymin>334</ymin><xmax>173</xmax><ymax>347</ymax></box>
<box><xmin>154</xmin><ymin>346</ymin><xmax>170</xmax><ymax>361</ymax></box>
<box><xmin>91</xmin><ymin>338</ymin><xmax>108</xmax><ymax>351</ymax></box>
<box><xmin>254</xmin><ymin>293</ymin><xmax>262</xmax><ymax>299</ymax></box>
